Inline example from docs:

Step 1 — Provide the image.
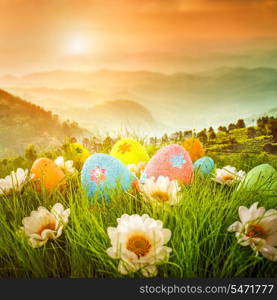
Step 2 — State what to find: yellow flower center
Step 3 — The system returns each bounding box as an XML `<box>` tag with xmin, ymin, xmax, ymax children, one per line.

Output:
<box><xmin>222</xmin><ymin>175</ymin><xmax>234</xmax><ymax>181</ymax></box>
<box><xmin>126</xmin><ymin>234</ymin><xmax>151</xmax><ymax>257</ymax></box>
<box><xmin>150</xmin><ymin>191</ymin><xmax>170</xmax><ymax>202</ymax></box>
<box><xmin>140</xmin><ymin>164</ymin><xmax>146</xmax><ymax>171</ymax></box>
<box><xmin>246</xmin><ymin>224</ymin><xmax>267</xmax><ymax>239</ymax></box>
<box><xmin>36</xmin><ymin>221</ymin><xmax>57</xmax><ymax>235</ymax></box>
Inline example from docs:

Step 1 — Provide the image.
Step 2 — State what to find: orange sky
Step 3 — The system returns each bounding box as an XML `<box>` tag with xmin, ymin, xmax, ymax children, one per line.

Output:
<box><xmin>1</xmin><ymin>0</ymin><xmax>277</xmax><ymax>74</ymax></box>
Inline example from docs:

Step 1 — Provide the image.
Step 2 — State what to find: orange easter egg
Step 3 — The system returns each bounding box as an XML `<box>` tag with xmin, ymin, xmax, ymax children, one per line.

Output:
<box><xmin>183</xmin><ymin>138</ymin><xmax>204</xmax><ymax>162</ymax></box>
<box><xmin>31</xmin><ymin>158</ymin><xmax>65</xmax><ymax>192</ymax></box>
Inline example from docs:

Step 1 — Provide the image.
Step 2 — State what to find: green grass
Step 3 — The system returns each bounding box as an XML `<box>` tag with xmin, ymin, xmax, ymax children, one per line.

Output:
<box><xmin>0</xmin><ymin>150</ymin><xmax>276</xmax><ymax>278</ymax></box>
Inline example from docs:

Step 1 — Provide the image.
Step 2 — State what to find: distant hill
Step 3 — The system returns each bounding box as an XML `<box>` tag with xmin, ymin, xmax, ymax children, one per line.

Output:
<box><xmin>0</xmin><ymin>89</ymin><xmax>88</xmax><ymax>157</ymax></box>
<box><xmin>1</xmin><ymin>67</ymin><xmax>277</xmax><ymax>133</ymax></box>
<box><xmin>87</xmin><ymin>100</ymin><xmax>166</xmax><ymax>136</ymax></box>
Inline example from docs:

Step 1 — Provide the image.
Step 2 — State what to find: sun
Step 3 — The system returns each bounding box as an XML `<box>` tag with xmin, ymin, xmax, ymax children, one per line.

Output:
<box><xmin>66</xmin><ymin>34</ymin><xmax>89</xmax><ymax>55</ymax></box>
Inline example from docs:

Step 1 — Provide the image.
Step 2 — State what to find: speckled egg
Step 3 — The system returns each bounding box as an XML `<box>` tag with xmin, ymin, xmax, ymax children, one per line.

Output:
<box><xmin>183</xmin><ymin>138</ymin><xmax>205</xmax><ymax>162</ymax></box>
<box><xmin>237</xmin><ymin>163</ymin><xmax>277</xmax><ymax>194</ymax></box>
<box><xmin>194</xmin><ymin>156</ymin><xmax>215</xmax><ymax>176</ymax></box>
<box><xmin>110</xmin><ymin>138</ymin><xmax>150</xmax><ymax>166</ymax></box>
<box><xmin>81</xmin><ymin>153</ymin><xmax>134</xmax><ymax>201</ymax></box>
<box><xmin>142</xmin><ymin>144</ymin><xmax>193</xmax><ymax>184</ymax></box>
<box><xmin>69</xmin><ymin>143</ymin><xmax>90</xmax><ymax>164</ymax></box>
<box><xmin>31</xmin><ymin>158</ymin><xmax>65</xmax><ymax>192</ymax></box>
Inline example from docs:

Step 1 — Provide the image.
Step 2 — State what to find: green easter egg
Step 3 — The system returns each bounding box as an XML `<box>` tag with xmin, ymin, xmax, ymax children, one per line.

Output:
<box><xmin>237</xmin><ymin>163</ymin><xmax>277</xmax><ymax>195</ymax></box>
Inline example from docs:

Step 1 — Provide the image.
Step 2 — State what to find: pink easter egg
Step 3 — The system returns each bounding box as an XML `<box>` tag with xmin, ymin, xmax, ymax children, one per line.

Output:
<box><xmin>143</xmin><ymin>144</ymin><xmax>193</xmax><ymax>184</ymax></box>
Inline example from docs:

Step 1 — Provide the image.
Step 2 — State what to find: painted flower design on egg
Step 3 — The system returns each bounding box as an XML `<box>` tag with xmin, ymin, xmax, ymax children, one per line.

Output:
<box><xmin>90</xmin><ymin>166</ymin><xmax>107</xmax><ymax>184</ymax></box>
<box><xmin>75</xmin><ymin>147</ymin><xmax>83</xmax><ymax>154</ymax></box>
<box><xmin>118</xmin><ymin>143</ymin><xmax>132</xmax><ymax>154</ymax></box>
<box><xmin>170</xmin><ymin>154</ymin><xmax>186</xmax><ymax>168</ymax></box>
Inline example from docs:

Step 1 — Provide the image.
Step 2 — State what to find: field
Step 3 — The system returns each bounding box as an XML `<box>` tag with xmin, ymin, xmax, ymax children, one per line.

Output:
<box><xmin>0</xmin><ymin>139</ymin><xmax>276</xmax><ymax>278</ymax></box>
<box><xmin>1</xmin><ymin>0</ymin><xmax>277</xmax><ymax>282</ymax></box>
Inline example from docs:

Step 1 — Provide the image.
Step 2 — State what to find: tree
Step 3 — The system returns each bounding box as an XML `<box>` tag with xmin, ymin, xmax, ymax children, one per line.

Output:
<box><xmin>208</xmin><ymin>127</ymin><xmax>216</xmax><ymax>140</ymax></box>
<box><xmin>247</xmin><ymin>126</ymin><xmax>256</xmax><ymax>138</ymax></box>
<box><xmin>1</xmin><ymin>159</ymin><xmax>8</xmax><ymax>166</ymax></box>
<box><xmin>236</xmin><ymin>119</ymin><xmax>246</xmax><ymax>129</ymax></box>
<box><xmin>257</xmin><ymin>117</ymin><xmax>268</xmax><ymax>134</ymax></box>
<box><xmin>183</xmin><ymin>130</ymin><xmax>192</xmax><ymax>138</ymax></box>
<box><xmin>257</xmin><ymin>116</ymin><xmax>277</xmax><ymax>137</ymax></box>
<box><xmin>13</xmin><ymin>156</ymin><xmax>25</xmax><ymax>167</ymax></box>
<box><xmin>62</xmin><ymin>121</ymin><xmax>71</xmax><ymax>137</ymax></box>
<box><xmin>228</xmin><ymin>123</ymin><xmax>237</xmax><ymax>131</ymax></box>
<box><xmin>268</xmin><ymin>117</ymin><xmax>277</xmax><ymax>142</ymax></box>
<box><xmin>218</xmin><ymin>126</ymin><xmax>228</xmax><ymax>132</ymax></box>
<box><xmin>103</xmin><ymin>136</ymin><xmax>113</xmax><ymax>150</ymax></box>
<box><xmin>70</xmin><ymin>136</ymin><xmax>77</xmax><ymax>143</ymax></box>
<box><xmin>161</xmin><ymin>134</ymin><xmax>169</xmax><ymax>143</ymax></box>
<box><xmin>197</xmin><ymin>129</ymin><xmax>208</xmax><ymax>144</ymax></box>
<box><xmin>208</xmin><ymin>126</ymin><xmax>214</xmax><ymax>133</ymax></box>
<box><xmin>170</xmin><ymin>132</ymin><xmax>179</xmax><ymax>142</ymax></box>
<box><xmin>24</xmin><ymin>144</ymin><xmax>37</xmax><ymax>161</ymax></box>
<box><xmin>209</xmin><ymin>130</ymin><xmax>216</xmax><ymax>140</ymax></box>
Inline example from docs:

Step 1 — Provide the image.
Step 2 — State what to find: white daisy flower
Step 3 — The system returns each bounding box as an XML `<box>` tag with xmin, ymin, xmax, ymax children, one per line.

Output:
<box><xmin>213</xmin><ymin>165</ymin><xmax>245</xmax><ymax>185</ymax></box>
<box><xmin>228</xmin><ymin>202</ymin><xmax>277</xmax><ymax>261</ymax></box>
<box><xmin>21</xmin><ymin>203</ymin><xmax>70</xmax><ymax>248</ymax></box>
<box><xmin>0</xmin><ymin>168</ymin><xmax>29</xmax><ymax>195</ymax></box>
<box><xmin>127</xmin><ymin>162</ymin><xmax>146</xmax><ymax>178</ymax></box>
<box><xmin>106</xmin><ymin>214</ymin><xmax>172</xmax><ymax>277</ymax></box>
<box><xmin>54</xmin><ymin>156</ymin><xmax>76</xmax><ymax>174</ymax></box>
<box><xmin>140</xmin><ymin>176</ymin><xmax>181</xmax><ymax>206</ymax></box>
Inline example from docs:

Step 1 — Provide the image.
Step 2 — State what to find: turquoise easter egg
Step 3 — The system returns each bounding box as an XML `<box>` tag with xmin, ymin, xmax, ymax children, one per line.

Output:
<box><xmin>237</xmin><ymin>163</ymin><xmax>277</xmax><ymax>195</ymax></box>
<box><xmin>81</xmin><ymin>153</ymin><xmax>133</xmax><ymax>201</ymax></box>
<box><xmin>193</xmin><ymin>156</ymin><xmax>215</xmax><ymax>176</ymax></box>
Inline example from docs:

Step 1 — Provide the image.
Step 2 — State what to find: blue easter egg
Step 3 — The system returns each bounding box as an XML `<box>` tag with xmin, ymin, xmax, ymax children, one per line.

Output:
<box><xmin>81</xmin><ymin>153</ymin><xmax>133</xmax><ymax>201</ymax></box>
<box><xmin>193</xmin><ymin>156</ymin><xmax>215</xmax><ymax>176</ymax></box>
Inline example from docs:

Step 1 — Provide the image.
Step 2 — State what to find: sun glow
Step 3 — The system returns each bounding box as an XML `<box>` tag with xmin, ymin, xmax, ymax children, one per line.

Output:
<box><xmin>66</xmin><ymin>34</ymin><xmax>89</xmax><ymax>55</ymax></box>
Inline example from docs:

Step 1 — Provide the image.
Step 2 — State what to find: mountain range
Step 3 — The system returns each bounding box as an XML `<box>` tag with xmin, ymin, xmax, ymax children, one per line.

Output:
<box><xmin>1</xmin><ymin>67</ymin><xmax>276</xmax><ymax>135</ymax></box>
<box><xmin>0</xmin><ymin>89</ymin><xmax>88</xmax><ymax>157</ymax></box>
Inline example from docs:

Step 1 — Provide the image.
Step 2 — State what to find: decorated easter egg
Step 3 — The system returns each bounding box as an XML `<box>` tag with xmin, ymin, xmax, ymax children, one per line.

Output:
<box><xmin>110</xmin><ymin>138</ymin><xmax>150</xmax><ymax>166</ymax></box>
<box><xmin>81</xmin><ymin>153</ymin><xmax>134</xmax><ymax>201</ymax></box>
<box><xmin>237</xmin><ymin>163</ymin><xmax>277</xmax><ymax>194</ymax></box>
<box><xmin>69</xmin><ymin>143</ymin><xmax>90</xmax><ymax>164</ymax></box>
<box><xmin>183</xmin><ymin>138</ymin><xmax>204</xmax><ymax>162</ymax></box>
<box><xmin>142</xmin><ymin>144</ymin><xmax>193</xmax><ymax>184</ymax></box>
<box><xmin>194</xmin><ymin>156</ymin><xmax>215</xmax><ymax>176</ymax></box>
<box><xmin>31</xmin><ymin>158</ymin><xmax>65</xmax><ymax>192</ymax></box>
